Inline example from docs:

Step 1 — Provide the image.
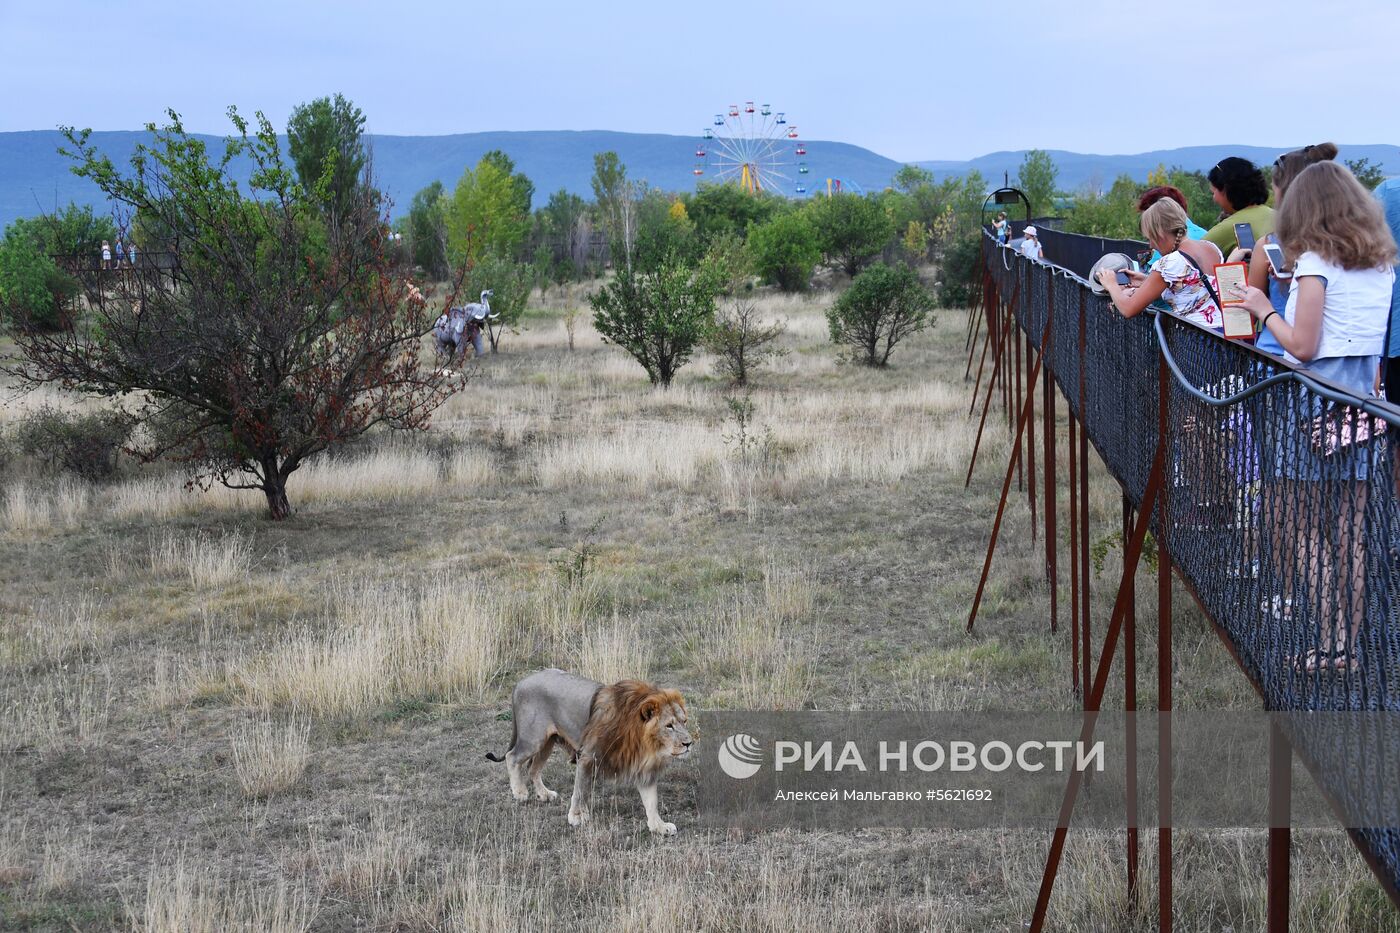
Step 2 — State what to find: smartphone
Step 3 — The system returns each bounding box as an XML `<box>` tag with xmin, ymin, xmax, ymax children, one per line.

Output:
<box><xmin>1235</xmin><ymin>222</ymin><xmax>1256</xmax><ymax>250</ymax></box>
<box><xmin>1262</xmin><ymin>243</ymin><xmax>1290</xmax><ymax>278</ymax></box>
<box><xmin>1114</xmin><ymin>270</ymin><xmax>1131</xmax><ymax>286</ymax></box>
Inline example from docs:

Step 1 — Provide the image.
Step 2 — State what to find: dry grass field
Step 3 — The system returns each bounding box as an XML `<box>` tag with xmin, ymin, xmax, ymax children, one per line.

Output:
<box><xmin>1</xmin><ymin>282</ymin><xmax>1397</xmax><ymax>931</ymax></box>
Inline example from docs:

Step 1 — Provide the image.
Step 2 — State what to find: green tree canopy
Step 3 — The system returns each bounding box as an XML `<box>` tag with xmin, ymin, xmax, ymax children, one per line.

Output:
<box><xmin>446</xmin><ymin>154</ymin><xmax>531</xmax><ymax>265</ymax></box>
<box><xmin>892</xmin><ymin>164</ymin><xmax>935</xmax><ymax>194</ymax></box>
<box><xmin>591</xmin><ymin>150</ymin><xmax>631</xmax><ymax>251</ymax></box>
<box><xmin>0</xmin><ymin>221</ymin><xmax>65</xmax><ymax>329</ymax></box>
<box><xmin>0</xmin><ymin>208</ymin><xmax>103</xmax><ymax>330</ymax></box>
<box><xmin>746</xmin><ymin>210</ymin><xmax>820</xmax><ymax>291</ymax></box>
<box><xmin>534</xmin><ymin>188</ymin><xmax>590</xmax><ymax>279</ymax></box>
<box><xmin>682</xmin><ymin>183</ymin><xmax>777</xmax><ymax>244</ymax></box>
<box><xmin>826</xmin><ymin>262</ymin><xmax>935</xmax><ymax>367</ymax></box>
<box><xmin>1015</xmin><ymin>149</ymin><xmax>1060</xmax><ymax>217</ymax></box>
<box><xmin>463</xmin><ymin>250</ymin><xmax>530</xmax><ymax>352</ymax></box>
<box><xmin>481</xmin><ymin>149</ymin><xmax>535</xmax><ymax>215</ymax></box>
<box><xmin>1345</xmin><ymin>157</ymin><xmax>1386</xmax><ymax>190</ymax></box>
<box><xmin>589</xmin><ymin>251</ymin><xmax>721</xmax><ymax>387</ymax></box>
<box><xmin>633</xmin><ymin>186</ymin><xmax>699</xmax><ymax>272</ymax></box>
<box><xmin>1065</xmin><ymin>174</ymin><xmax>1142</xmax><ymax>239</ymax></box>
<box><xmin>407</xmin><ymin>180</ymin><xmax>448</xmax><ymax>279</ymax></box>
<box><xmin>805</xmin><ymin>192</ymin><xmax>895</xmax><ymax>276</ymax></box>
<box><xmin>286</xmin><ymin>93</ymin><xmax>368</xmax><ymax>220</ymax></box>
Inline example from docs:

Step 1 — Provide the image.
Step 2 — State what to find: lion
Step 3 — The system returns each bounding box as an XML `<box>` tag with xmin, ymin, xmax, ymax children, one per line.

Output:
<box><xmin>485</xmin><ymin>668</ymin><xmax>692</xmax><ymax>835</ymax></box>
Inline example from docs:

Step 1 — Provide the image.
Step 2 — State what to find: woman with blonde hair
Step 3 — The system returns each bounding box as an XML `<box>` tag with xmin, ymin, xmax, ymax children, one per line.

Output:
<box><xmin>1097</xmin><ymin>197</ymin><xmax>1224</xmax><ymax>330</ymax></box>
<box><xmin>1232</xmin><ymin>160</ymin><xmax>1398</xmax><ymax>671</ymax></box>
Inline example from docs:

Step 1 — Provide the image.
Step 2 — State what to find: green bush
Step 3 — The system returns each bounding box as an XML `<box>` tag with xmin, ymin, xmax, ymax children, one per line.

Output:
<box><xmin>747</xmin><ymin>212</ymin><xmax>820</xmax><ymax>292</ymax></box>
<box><xmin>936</xmin><ymin>233</ymin><xmax>984</xmax><ymax>309</ymax></box>
<box><xmin>827</xmin><ymin>263</ymin><xmax>935</xmax><ymax>367</ymax></box>
<box><xmin>462</xmin><ymin>251</ymin><xmax>530</xmax><ymax>352</ymax></box>
<box><xmin>13</xmin><ymin>406</ymin><xmax>135</xmax><ymax>480</ymax></box>
<box><xmin>589</xmin><ymin>252</ymin><xmax>722</xmax><ymax>387</ymax></box>
<box><xmin>0</xmin><ymin>226</ymin><xmax>73</xmax><ymax>330</ymax></box>
<box><xmin>806</xmin><ymin>193</ymin><xmax>896</xmax><ymax>276</ymax></box>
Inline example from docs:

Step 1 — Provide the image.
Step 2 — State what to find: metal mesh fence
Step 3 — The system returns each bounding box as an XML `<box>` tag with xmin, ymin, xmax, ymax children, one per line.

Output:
<box><xmin>983</xmin><ymin>231</ymin><xmax>1400</xmax><ymax>901</ymax></box>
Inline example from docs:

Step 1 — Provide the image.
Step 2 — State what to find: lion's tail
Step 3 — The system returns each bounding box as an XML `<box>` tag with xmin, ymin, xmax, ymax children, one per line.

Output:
<box><xmin>485</xmin><ymin>715</ymin><xmax>517</xmax><ymax>762</ymax></box>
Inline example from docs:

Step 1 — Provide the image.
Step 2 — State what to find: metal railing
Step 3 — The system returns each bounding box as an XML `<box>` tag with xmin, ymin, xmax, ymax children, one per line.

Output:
<box><xmin>970</xmin><ymin>230</ymin><xmax>1400</xmax><ymax>928</ymax></box>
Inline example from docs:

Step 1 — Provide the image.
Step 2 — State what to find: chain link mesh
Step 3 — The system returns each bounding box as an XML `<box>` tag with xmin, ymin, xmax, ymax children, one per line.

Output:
<box><xmin>983</xmin><ymin>231</ymin><xmax>1400</xmax><ymax>896</ymax></box>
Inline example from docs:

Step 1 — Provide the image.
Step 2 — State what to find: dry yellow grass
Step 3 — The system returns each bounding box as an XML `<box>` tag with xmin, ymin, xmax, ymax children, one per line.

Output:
<box><xmin>0</xmin><ymin>665</ymin><xmax>114</xmax><ymax>752</ymax></box>
<box><xmin>313</xmin><ymin>809</ymin><xmax>420</xmax><ymax>899</ymax></box>
<box><xmin>0</xmin><ymin>818</ymin><xmax>29</xmax><ymax>889</ymax></box>
<box><xmin>4</xmin><ymin>298</ymin><xmax>1395</xmax><ymax>930</ymax></box>
<box><xmin>0</xmin><ymin>384</ymin><xmax>101</xmax><ymax>423</ymax></box>
<box><xmin>0</xmin><ymin>597</ymin><xmax>104</xmax><ymax>671</ymax></box>
<box><xmin>291</xmin><ymin>444</ymin><xmax>440</xmax><ymax>505</ymax></box>
<box><xmin>527</xmin><ymin>574</ymin><xmax>606</xmax><ymax>659</ymax></box>
<box><xmin>148</xmin><ymin>529</ymin><xmax>254</xmax><ymax>586</ymax></box>
<box><xmin>576</xmin><ymin>611</ymin><xmax>650</xmax><ymax>684</ymax></box>
<box><xmin>230</xmin><ymin>578</ymin><xmax>508</xmax><ymax>716</ymax></box>
<box><xmin>689</xmin><ymin>566</ymin><xmax>818</xmax><ymax>711</ymax></box>
<box><xmin>130</xmin><ymin>857</ymin><xmax>318</xmax><ymax>933</ymax></box>
<box><xmin>2</xmin><ymin>479</ymin><xmax>91</xmax><ymax>532</ymax></box>
<box><xmin>230</xmin><ymin>715</ymin><xmax>311</xmax><ymax>797</ymax></box>
<box><xmin>535</xmin><ymin>422</ymin><xmax>720</xmax><ymax>489</ymax></box>
<box><xmin>106</xmin><ymin>444</ymin><xmax>466</xmax><ymax>521</ymax></box>
<box><xmin>35</xmin><ymin>826</ymin><xmax>88</xmax><ymax>895</ymax></box>
<box><xmin>106</xmin><ymin>475</ymin><xmax>255</xmax><ymax>520</ymax></box>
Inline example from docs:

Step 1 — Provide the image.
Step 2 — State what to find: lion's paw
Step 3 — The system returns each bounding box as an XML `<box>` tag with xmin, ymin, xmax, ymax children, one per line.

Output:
<box><xmin>535</xmin><ymin>787</ymin><xmax>559</xmax><ymax>802</ymax></box>
<box><xmin>648</xmin><ymin>821</ymin><xmax>677</xmax><ymax>836</ymax></box>
<box><xmin>568</xmin><ymin>809</ymin><xmax>590</xmax><ymax>826</ymax></box>
<box><xmin>511</xmin><ymin>788</ymin><xmax>530</xmax><ymax>803</ymax></box>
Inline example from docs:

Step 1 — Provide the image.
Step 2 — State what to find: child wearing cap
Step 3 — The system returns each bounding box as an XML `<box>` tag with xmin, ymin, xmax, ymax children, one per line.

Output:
<box><xmin>1019</xmin><ymin>225</ymin><xmax>1043</xmax><ymax>260</ymax></box>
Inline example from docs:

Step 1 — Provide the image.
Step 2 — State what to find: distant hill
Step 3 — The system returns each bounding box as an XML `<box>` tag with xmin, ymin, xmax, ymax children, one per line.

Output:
<box><xmin>915</xmin><ymin>144</ymin><xmax>1400</xmax><ymax>191</ymax></box>
<box><xmin>1</xmin><ymin>130</ymin><xmax>1395</xmax><ymax>232</ymax></box>
<box><xmin>0</xmin><ymin>129</ymin><xmax>903</xmax><ymax>231</ymax></box>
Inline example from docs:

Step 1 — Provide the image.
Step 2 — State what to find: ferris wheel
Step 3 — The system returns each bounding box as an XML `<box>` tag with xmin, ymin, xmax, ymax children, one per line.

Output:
<box><xmin>691</xmin><ymin>102</ymin><xmax>810</xmax><ymax>195</ymax></box>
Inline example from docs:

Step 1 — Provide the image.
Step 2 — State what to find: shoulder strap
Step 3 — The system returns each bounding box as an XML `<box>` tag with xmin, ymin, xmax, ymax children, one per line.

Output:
<box><xmin>1177</xmin><ymin>250</ymin><xmax>1223</xmax><ymax>310</ymax></box>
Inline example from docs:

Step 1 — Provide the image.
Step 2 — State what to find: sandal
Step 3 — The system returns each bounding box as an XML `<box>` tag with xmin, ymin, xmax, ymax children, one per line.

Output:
<box><xmin>1290</xmin><ymin>646</ymin><xmax>1356</xmax><ymax>674</ymax></box>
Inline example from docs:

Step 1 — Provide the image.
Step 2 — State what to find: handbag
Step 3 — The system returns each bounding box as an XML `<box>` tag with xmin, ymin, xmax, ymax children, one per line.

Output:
<box><xmin>1178</xmin><ymin>250</ymin><xmax>1225</xmax><ymax>312</ymax></box>
<box><xmin>1309</xmin><ymin>405</ymin><xmax>1387</xmax><ymax>457</ymax></box>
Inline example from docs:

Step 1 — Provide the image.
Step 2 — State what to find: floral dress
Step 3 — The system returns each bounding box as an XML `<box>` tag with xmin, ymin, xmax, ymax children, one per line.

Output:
<box><xmin>1155</xmin><ymin>251</ymin><xmax>1221</xmax><ymax>331</ymax></box>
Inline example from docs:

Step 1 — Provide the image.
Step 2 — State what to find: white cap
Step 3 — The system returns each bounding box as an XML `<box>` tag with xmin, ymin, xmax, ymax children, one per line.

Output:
<box><xmin>1024</xmin><ymin>225</ymin><xmax>1038</xmax><ymax>237</ymax></box>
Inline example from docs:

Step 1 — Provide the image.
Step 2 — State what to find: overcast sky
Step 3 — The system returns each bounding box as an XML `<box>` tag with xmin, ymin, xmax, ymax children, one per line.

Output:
<box><xmin>2</xmin><ymin>0</ymin><xmax>1394</xmax><ymax>162</ymax></box>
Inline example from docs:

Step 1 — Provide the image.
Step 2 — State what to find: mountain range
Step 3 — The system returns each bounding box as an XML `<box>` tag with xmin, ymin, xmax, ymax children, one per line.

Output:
<box><xmin>1</xmin><ymin>129</ymin><xmax>1395</xmax><ymax>232</ymax></box>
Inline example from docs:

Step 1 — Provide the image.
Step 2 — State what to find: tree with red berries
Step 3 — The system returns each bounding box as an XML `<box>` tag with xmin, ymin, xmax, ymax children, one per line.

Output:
<box><xmin>4</xmin><ymin>109</ymin><xmax>457</xmax><ymax>519</ymax></box>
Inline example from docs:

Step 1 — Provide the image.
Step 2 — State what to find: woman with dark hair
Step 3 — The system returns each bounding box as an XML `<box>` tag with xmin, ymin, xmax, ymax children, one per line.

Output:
<box><xmin>1203</xmin><ymin>156</ymin><xmax>1273</xmax><ymax>256</ymax></box>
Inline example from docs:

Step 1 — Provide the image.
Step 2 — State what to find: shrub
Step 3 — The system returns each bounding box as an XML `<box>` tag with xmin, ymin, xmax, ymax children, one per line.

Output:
<box><xmin>706</xmin><ymin>290</ymin><xmax>787</xmax><ymax>386</ymax></box>
<box><xmin>805</xmin><ymin>193</ymin><xmax>896</xmax><ymax>276</ymax></box>
<box><xmin>589</xmin><ymin>251</ymin><xmax>721</xmax><ymax>387</ymax></box>
<box><xmin>0</xmin><ymin>226</ymin><xmax>75</xmax><ymax>331</ymax></box>
<box><xmin>826</xmin><ymin>263</ymin><xmax>935</xmax><ymax>367</ymax></box>
<box><xmin>936</xmin><ymin>232</ymin><xmax>984</xmax><ymax>309</ymax></box>
<box><xmin>14</xmin><ymin>406</ymin><xmax>135</xmax><ymax>480</ymax></box>
<box><xmin>462</xmin><ymin>250</ymin><xmax>530</xmax><ymax>352</ymax></box>
<box><xmin>746</xmin><ymin>212</ymin><xmax>820</xmax><ymax>292</ymax></box>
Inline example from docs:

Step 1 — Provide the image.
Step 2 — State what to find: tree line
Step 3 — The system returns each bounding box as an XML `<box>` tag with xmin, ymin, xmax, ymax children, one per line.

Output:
<box><xmin>0</xmin><ymin>93</ymin><xmax>1060</xmax><ymax>520</ymax></box>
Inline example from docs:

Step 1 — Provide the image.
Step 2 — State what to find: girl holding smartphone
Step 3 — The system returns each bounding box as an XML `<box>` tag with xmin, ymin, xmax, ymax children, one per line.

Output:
<box><xmin>1230</xmin><ymin>161</ymin><xmax>1397</xmax><ymax>672</ymax></box>
<box><xmin>1244</xmin><ymin>143</ymin><xmax>1338</xmax><ymax>356</ymax></box>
